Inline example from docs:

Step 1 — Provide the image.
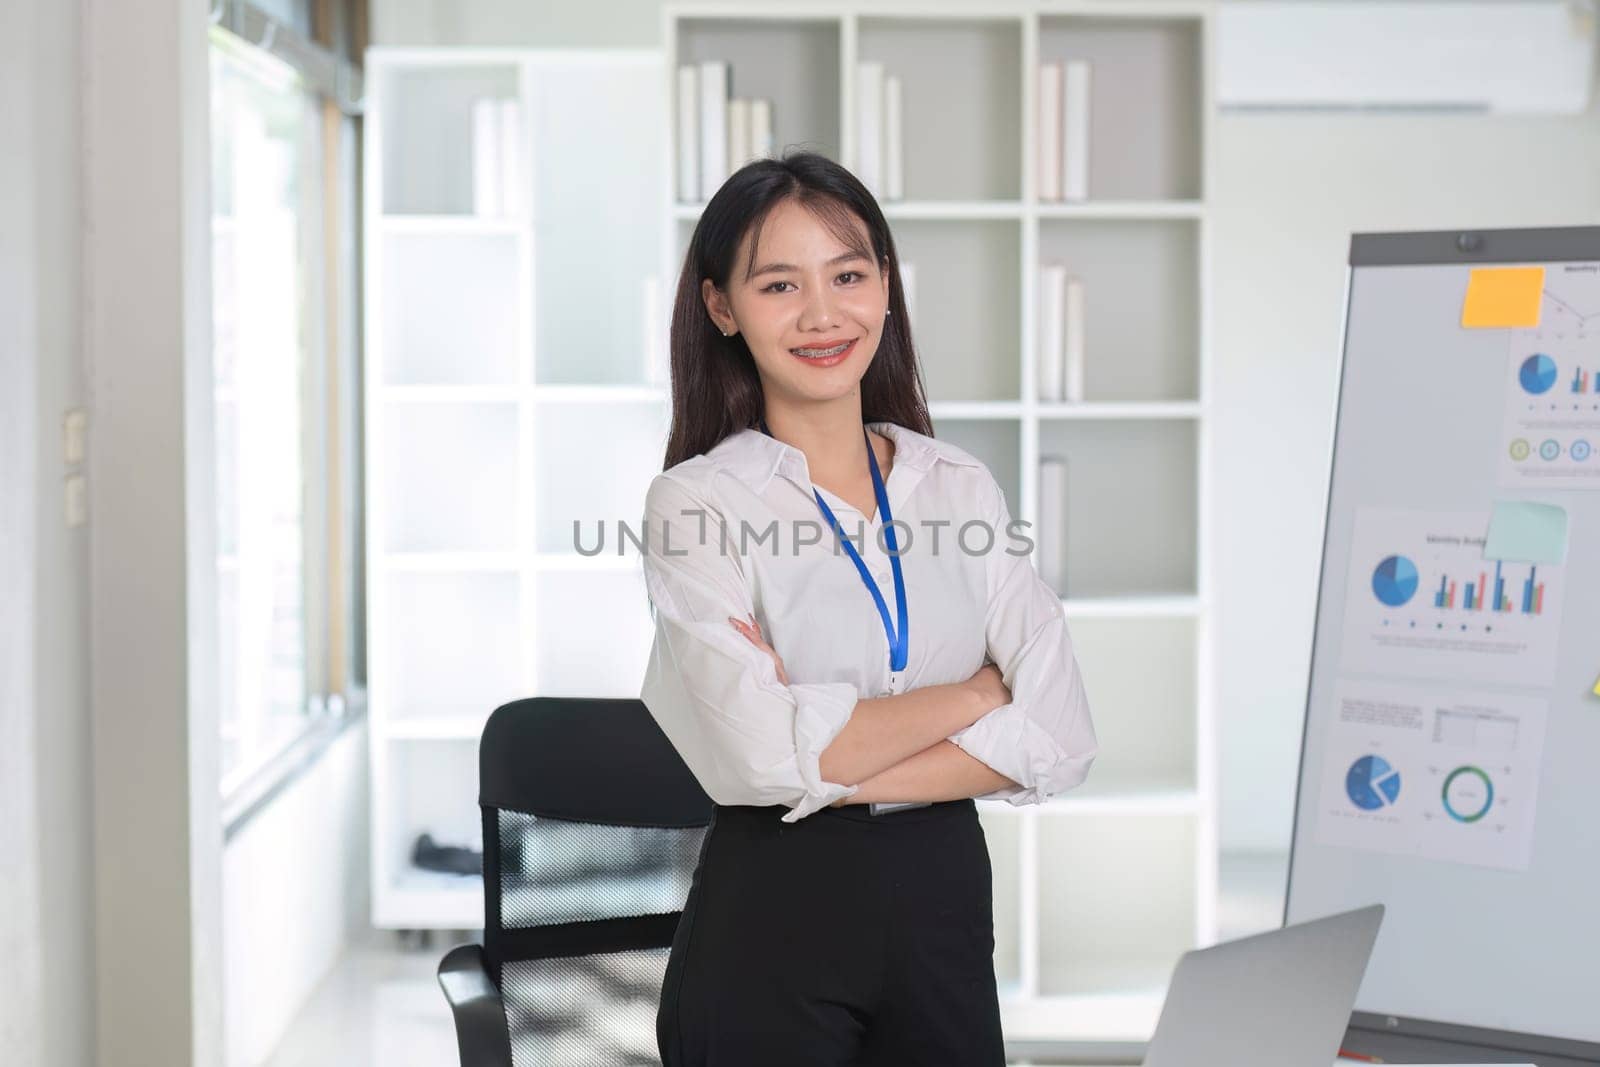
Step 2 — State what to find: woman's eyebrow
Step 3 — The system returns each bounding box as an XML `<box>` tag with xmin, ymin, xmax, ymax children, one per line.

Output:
<box><xmin>750</xmin><ymin>250</ymin><xmax>868</xmax><ymax>279</ymax></box>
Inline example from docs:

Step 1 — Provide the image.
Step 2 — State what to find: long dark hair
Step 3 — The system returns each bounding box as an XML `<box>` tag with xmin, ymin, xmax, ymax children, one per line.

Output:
<box><xmin>662</xmin><ymin>150</ymin><xmax>933</xmax><ymax>471</ymax></box>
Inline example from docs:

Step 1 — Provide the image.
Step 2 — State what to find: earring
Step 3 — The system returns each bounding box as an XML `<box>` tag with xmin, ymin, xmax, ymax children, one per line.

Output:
<box><xmin>886</xmin><ymin>309</ymin><xmax>892</xmax><ymax>317</ymax></box>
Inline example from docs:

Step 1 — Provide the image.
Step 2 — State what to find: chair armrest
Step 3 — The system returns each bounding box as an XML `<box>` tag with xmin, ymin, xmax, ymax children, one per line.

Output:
<box><xmin>437</xmin><ymin>943</ymin><xmax>513</xmax><ymax>1067</ymax></box>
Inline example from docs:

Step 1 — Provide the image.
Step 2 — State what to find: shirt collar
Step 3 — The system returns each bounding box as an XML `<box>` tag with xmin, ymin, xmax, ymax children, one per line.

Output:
<box><xmin>705</xmin><ymin>420</ymin><xmax>980</xmax><ymax>497</ymax></box>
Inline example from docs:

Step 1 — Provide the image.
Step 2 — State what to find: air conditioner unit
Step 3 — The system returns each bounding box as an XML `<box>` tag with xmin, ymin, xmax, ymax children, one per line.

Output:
<box><xmin>1217</xmin><ymin>1</ymin><xmax>1597</xmax><ymax>114</ymax></box>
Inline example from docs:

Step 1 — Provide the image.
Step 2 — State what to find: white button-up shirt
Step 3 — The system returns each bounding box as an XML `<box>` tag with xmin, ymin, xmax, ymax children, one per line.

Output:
<box><xmin>637</xmin><ymin>420</ymin><xmax>1098</xmax><ymax>823</ymax></box>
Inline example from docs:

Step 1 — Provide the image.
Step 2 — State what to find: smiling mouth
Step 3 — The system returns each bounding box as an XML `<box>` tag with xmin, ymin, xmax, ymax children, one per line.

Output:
<box><xmin>790</xmin><ymin>338</ymin><xmax>857</xmax><ymax>360</ymax></box>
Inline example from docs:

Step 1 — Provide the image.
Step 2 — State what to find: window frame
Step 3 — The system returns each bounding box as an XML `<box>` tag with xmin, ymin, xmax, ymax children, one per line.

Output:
<box><xmin>212</xmin><ymin>0</ymin><xmax>368</xmax><ymax>836</ymax></box>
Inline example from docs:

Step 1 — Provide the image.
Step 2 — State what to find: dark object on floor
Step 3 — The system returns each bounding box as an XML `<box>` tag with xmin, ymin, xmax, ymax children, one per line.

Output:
<box><xmin>414</xmin><ymin>833</ymin><xmax>483</xmax><ymax>877</ymax></box>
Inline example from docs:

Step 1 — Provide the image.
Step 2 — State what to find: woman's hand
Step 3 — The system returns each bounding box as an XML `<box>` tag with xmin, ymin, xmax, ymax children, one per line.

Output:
<box><xmin>964</xmin><ymin>661</ymin><xmax>1012</xmax><ymax>717</ymax></box>
<box><xmin>729</xmin><ymin>613</ymin><xmax>788</xmax><ymax>685</ymax></box>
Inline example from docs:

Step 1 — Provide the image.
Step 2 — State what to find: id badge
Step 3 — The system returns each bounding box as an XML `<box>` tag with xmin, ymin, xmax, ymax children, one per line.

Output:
<box><xmin>869</xmin><ymin>800</ymin><xmax>932</xmax><ymax>815</ymax></box>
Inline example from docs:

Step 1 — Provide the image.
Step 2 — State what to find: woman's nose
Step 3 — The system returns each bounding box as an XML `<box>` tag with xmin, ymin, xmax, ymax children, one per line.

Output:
<box><xmin>797</xmin><ymin>282</ymin><xmax>841</xmax><ymax>330</ymax></box>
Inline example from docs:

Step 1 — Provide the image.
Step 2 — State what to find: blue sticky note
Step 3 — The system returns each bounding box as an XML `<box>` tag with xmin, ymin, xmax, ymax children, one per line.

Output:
<box><xmin>1483</xmin><ymin>501</ymin><xmax>1568</xmax><ymax>564</ymax></box>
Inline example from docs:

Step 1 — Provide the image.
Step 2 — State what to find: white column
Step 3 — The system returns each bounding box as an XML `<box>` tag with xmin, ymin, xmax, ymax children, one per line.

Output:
<box><xmin>84</xmin><ymin>0</ymin><xmax>223</xmax><ymax>1063</ymax></box>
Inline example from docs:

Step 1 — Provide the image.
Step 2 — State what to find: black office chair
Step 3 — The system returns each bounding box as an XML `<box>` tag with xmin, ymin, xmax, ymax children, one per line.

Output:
<box><xmin>438</xmin><ymin>696</ymin><xmax>714</xmax><ymax>1066</ymax></box>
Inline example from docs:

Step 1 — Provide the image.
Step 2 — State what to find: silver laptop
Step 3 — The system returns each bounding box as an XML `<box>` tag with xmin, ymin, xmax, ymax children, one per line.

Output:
<box><xmin>1142</xmin><ymin>904</ymin><xmax>1385</xmax><ymax>1067</ymax></box>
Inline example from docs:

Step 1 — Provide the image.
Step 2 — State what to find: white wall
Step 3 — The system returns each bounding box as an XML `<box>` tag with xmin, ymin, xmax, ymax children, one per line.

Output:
<box><xmin>224</xmin><ymin>722</ymin><xmax>370</xmax><ymax>1067</ymax></box>
<box><xmin>2</xmin><ymin>0</ymin><xmax>96</xmax><ymax>1063</ymax></box>
<box><xmin>1210</xmin><ymin>104</ymin><xmax>1600</xmax><ymax>849</ymax></box>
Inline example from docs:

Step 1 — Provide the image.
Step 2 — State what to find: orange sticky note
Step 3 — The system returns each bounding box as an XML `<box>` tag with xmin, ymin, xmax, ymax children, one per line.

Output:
<box><xmin>1461</xmin><ymin>266</ymin><xmax>1544</xmax><ymax>328</ymax></box>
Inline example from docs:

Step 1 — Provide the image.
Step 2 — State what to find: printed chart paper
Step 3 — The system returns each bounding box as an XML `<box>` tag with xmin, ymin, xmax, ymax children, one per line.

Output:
<box><xmin>1342</xmin><ymin>508</ymin><xmax>1567</xmax><ymax>688</ymax></box>
<box><xmin>1499</xmin><ymin>263</ymin><xmax>1600</xmax><ymax>487</ymax></box>
<box><xmin>1316</xmin><ymin>679</ymin><xmax>1548</xmax><ymax>871</ymax></box>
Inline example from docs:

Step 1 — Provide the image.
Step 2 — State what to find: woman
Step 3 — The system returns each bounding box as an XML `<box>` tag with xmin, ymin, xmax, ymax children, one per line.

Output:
<box><xmin>639</xmin><ymin>151</ymin><xmax>1098</xmax><ymax>1066</ymax></box>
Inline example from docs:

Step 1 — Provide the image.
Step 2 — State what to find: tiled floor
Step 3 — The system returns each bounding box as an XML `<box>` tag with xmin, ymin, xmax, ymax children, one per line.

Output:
<box><xmin>262</xmin><ymin>927</ymin><xmax>468</xmax><ymax>1067</ymax></box>
<box><xmin>263</xmin><ymin>852</ymin><xmax>1289</xmax><ymax>1066</ymax></box>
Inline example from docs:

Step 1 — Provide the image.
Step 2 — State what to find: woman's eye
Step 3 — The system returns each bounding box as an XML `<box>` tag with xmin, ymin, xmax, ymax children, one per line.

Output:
<box><xmin>763</xmin><ymin>272</ymin><xmax>862</xmax><ymax>294</ymax></box>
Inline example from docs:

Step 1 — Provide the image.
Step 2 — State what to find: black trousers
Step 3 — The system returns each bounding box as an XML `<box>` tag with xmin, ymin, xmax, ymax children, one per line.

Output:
<box><xmin>657</xmin><ymin>796</ymin><xmax>1005</xmax><ymax>1066</ymax></box>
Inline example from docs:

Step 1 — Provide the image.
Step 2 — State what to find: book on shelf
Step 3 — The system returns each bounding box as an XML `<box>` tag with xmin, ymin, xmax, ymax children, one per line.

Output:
<box><xmin>1063</xmin><ymin>59</ymin><xmax>1091</xmax><ymax>202</ymax></box>
<box><xmin>497</xmin><ymin>98</ymin><xmax>522</xmax><ymax>218</ymax></box>
<box><xmin>1038</xmin><ymin>60</ymin><xmax>1092</xmax><ymax>202</ymax></box>
<box><xmin>470</xmin><ymin>96</ymin><xmax>523</xmax><ymax>218</ymax></box>
<box><xmin>678</xmin><ymin>61</ymin><xmax>776</xmax><ymax>202</ymax></box>
<box><xmin>728</xmin><ymin>97</ymin><xmax>750</xmax><ymax>173</ymax></box>
<box><xmin>884</xmin><ymin>74</ymin><xmax>903</xmax><ymax>201</ymax></box>
<box><xmin>697</xmin><ymin>60</ymin><xmax>727</xmax><ymax>202</ymax></box>
<box><xmin>749</xmin><ymin>98</ymin><xmax>773</xmax><ymax>160</ymax></box>
<box><xmin>856</xmin><ymin>61</ymin><xmax>883</xmax><ymax>196</ymax></box>
<box><xmin>855</xmin><ymin>61</ymin><xmax>904</xmax><ymax>202</ymax></box>
<box><xmin>1064</xmin><ymin>273</ymin><xmax>1085</xmax><ymax>402</ymax></box>
<box><xmin>1038</xmin><ymin>456</ymin><xmax>1069</xmax><ymax>595</ymax></box>
<box><xmin>1038</xmin><ymin>264</ymin><xmax>1085</xmax><ymax>403</ymax></box>
<box><xmin>1038</xmin><ymin>62</ymin><xmax>1062</xmax><ymax>200</ymax></box>
<box><xmin>727</xmin><ymin>97</ymin><xmax>770</xmax><ymax>171</ymax></box>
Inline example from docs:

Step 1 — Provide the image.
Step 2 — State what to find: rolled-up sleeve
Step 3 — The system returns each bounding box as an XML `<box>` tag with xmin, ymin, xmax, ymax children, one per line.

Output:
<box><xmin>947</xmin><ymin>471</ymin><xmax>1098</xmax><ymax>806</ymax></box>
<box><xmin>638</xmin><ymin>472</ymin><xmax>862</xmax><ymax>823</ymax></box>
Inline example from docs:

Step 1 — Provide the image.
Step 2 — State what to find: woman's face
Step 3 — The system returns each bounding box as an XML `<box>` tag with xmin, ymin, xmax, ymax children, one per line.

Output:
<box><xmin>702</xmin><ymin>198</ymin><xmax>889</xmax><ymax>406</ymax></box>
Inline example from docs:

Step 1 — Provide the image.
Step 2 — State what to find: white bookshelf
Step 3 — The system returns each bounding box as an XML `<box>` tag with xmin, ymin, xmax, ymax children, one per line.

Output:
<box><xmin>362</xmin><ymin>47</ymin><xmax>671</xmax><ymax>932</ymax></box>
<box><xmin>663</xmin><ymin>1</ymin><xmax>1217</xmax><ymax>1044</ymax></box>
<box><xmin>363</xmin><ymin>0</ymin><xmax>1217</xmax><ymax>1045</ymax></box>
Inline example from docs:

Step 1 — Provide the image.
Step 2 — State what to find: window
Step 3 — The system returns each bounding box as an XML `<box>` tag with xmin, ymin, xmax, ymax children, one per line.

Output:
<box><xmin>209</xmin><ymin>8</ymin><xmax>365</xmax><ymax>801</ymax></box>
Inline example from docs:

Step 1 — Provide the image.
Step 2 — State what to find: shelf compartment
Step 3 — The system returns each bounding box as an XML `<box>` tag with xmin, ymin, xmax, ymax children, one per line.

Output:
<box><xmin>528</xmin><ymin>58</ymin><xmax>665</xmax><ymax>387</ymax></box>
<box><xmin>380</xmin><ymin>230</ymin><xmax>522</xmax><ymax>386</ymax></box>
<box><xmin>380</xmin><ymin>400</ymin><xmax>520</xmax><ymax>554</ymax></box>
<box><xmin>893</xmin><ymin>219</ymin><xmax>1022</xmax><ymax>403</ymax></box>
<box><xmin>926</xmin><ymin>417</ymin><xmax>1020</xmax><ymax>517</ymax></box>
<box><xmin>380</xmin><ymin>738</ymin><xmax>484</xmax><ymax>924</ymax></box>
<box><xmin>674</xmin><ymin>18</ymin><xmax>843</xmax><ymax>178</ymax></box>
<box><xmin>1037</xmin><ymin>15</ymin><xmax>1203</xmax><ymax>202</ymax></box>
<box><xmin>533</xmin><ymin>568</ymin><xmax>654</xmax><ymax>699</ymax></box>
<box><xmin>856</xmin><ymin>15</ymin><xmax>1024</xmax><ymax>202</ymax></box>
<box><xmin>1035</xmin><ymin>813</ymin><xmax>1196</xmax><ymax>1000</ymax></box>
<box><xmin>379</xmin><ymin>63</ymin><xmax>523</xmax><ymax>217</ymax></box>
<box><xmin>532</xmin><ymin>398</ymin><xmax>669</xmax><ymax>557</ymax></box>
<box><xmin>1061</xmin><ymin>616</ymin><xmax>1196</xmax><ymax>800</ymax></box>
<box><xmin>380</xmin><ymin>569</ymin><xmax>526</xmax><ymax>727</ymax></box>
<box><xmin>1035</xmin><ymin>418</ymin><xmax>1198</xmax><ymax>599</ymax></box>
<box><xmin>1036</xmin><ymin>217</ymin><xmax>1199</xmax><ymax>403</ymax></box>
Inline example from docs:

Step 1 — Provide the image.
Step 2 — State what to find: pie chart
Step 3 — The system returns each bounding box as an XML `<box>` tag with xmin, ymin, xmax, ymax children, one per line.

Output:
<box><xmin>1442</xmin><ymin>765</ymin><xmax>1494</xmax><ymax>823</ymax></box>
<box><xmin>1520</xmin><ymin>353</ymin><xmax>1558</xmax><ymax>395</ymax></box>
<box><xmin>1347</xmin><ymin>755</ymin><xmax>1402</xmax><ymax>811</ymax></box>
<box><xmin>1371</xmin><ymin>555</ymin><xmax>1419</xmax><ymax>607</ymax></box>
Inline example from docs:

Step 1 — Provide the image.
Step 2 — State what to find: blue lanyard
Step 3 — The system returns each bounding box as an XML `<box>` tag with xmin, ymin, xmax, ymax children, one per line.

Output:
<box><xmin>759</xmin><ymin>417</ymin><xmax>909</xmax><ymax>671</ymax></box>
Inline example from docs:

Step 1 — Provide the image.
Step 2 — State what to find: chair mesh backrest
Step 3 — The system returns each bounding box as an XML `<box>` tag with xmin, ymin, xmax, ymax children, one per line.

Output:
<box><xmin>493</xmin><ymin>812</ymin><xmax>707</xmax><ymax>1066</ymax></box>
<box><xmin>497</xmin><ymin>810</ymin><xmax>705</xmax><ymax>929</ymax></box>
<box><xmin>478</xmin><ymin>698</ymin><xmax>714</xmax><ymax>1067</ymax></box>
<box><xmin>502</xmin><ymin>949</ymin><xmax>673</xmax><ymax>1066</ymax></box>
